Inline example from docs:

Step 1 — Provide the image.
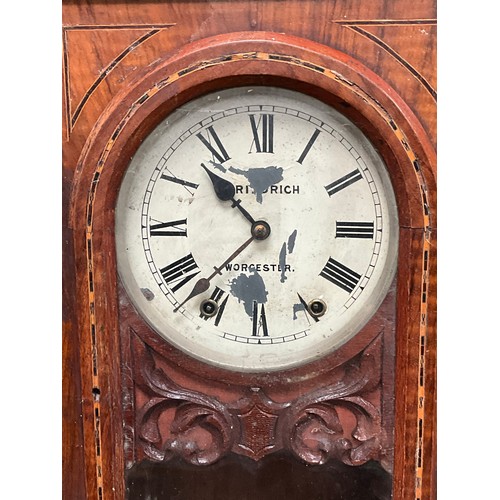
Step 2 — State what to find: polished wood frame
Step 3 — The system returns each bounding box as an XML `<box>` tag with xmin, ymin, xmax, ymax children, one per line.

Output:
<box><xmin>65</xmin><ymin>31</ymin><xmax>436</xmax><ymax>500</ymax></box>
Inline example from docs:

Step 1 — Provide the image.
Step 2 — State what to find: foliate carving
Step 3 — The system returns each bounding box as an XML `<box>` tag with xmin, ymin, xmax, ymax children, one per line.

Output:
<box><xmin>134</xmin><ymin>338</ymin><xmax>233</xmax><ymax>465</ymax></box>
<box><xmin>164</xmin><ymin>402</ymin><xmax>233</xmax><ymax>465</ymax></box>
<box><xmin>131</xmin><ymin>334</ymin><xmax>385</xmax><ymax>467</ymax></box>
<box><xmin>287</xmin><ymin>397</ymin><xmax>381</xmax><ymax>466</ymax></box>
<box><xmin>281</xmin><ymin>336</ymin><xmax>384</xmax><ymax>466</ymax></box>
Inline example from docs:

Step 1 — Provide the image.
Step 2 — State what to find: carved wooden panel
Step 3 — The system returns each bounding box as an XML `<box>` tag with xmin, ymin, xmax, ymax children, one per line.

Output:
<box><xmin>63</xmin><ymin>2</ymin><xmax>436</xmax><ymax>499</ymax></box>
<box><xmin>129</xmin><ymin>329</ymin><xmax>387</xmax><ymax>467</ymax></box>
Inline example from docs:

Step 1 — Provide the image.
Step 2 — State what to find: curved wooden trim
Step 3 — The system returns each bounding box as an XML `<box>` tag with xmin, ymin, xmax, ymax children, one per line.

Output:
<box><xmin>70</xmin><ymin>31</ymin><xmax>436</xmax><ymax>499</ymax></box>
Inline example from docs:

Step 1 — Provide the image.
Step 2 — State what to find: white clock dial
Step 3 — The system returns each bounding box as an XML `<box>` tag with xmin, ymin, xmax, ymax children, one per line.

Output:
<box><xmin>115</xmin><ymin>86</ymin><xmax>398</xmax><ymax>372</ymax></box>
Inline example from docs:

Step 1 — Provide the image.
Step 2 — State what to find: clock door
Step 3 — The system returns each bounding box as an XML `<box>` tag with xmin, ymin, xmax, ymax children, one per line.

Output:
<box><xmin>63</xmin><ymin>3</ymin><xmax>436</xmax><ymax>499</ymax></box>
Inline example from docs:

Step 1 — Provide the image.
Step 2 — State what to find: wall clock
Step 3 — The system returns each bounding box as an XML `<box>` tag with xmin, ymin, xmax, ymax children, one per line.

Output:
<box><xmin>63</xmin><ymin>2</ymin><xmax>436</xmax><ymax>499</ymax></box>
<box><xmin>115</xmin><ymin>85</ymin><xmax>399</xmax><ymax>373</ymax></box>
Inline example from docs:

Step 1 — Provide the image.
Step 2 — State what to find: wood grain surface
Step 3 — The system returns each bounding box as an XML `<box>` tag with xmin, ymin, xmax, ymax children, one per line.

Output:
<box><xmin>62</xmin><ymin>2</ymin><xmax>436</xmax><ymax>499</ymax></box>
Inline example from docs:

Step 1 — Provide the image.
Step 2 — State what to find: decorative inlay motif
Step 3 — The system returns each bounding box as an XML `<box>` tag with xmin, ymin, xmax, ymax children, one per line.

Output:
<box><xmin>239</xmin><ymin>405</ymin><xmax>279</xmax><ymax>457</ymax></box>
<box><xmin>231</xmin><ymin>388</ymin><xmax>289</xmax><ymax>460</ymax></box>
<box><xmin>62</xmin><ymin>24</ymin><xmax>174</xmax><ymax>137</ymax></box>
<box><xmin>337</xmin><ymin>19</ymin><xmax>437</xmax><ymax>100</ymax></box>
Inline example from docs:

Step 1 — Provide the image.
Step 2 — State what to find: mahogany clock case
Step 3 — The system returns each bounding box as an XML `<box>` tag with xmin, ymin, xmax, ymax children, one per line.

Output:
<box><xmin>63</xmin><ymin>8</ymin><xmax>436</xmax><ymax>499</ymax></box>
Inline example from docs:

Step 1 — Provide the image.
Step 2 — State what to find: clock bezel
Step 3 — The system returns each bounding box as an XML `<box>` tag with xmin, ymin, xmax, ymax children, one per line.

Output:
<box><xmin>114</xmin><ymin>84</ymin><xmax>400</xmax><ymax>376</ymax></box>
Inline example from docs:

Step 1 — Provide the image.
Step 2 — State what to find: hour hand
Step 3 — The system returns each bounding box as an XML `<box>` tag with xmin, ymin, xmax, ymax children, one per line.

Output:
<box><xmin>201</xmin><ymin>163</ymin><xmax>235</xmax><ymax>201</ymax></box>
<box><xmin>201</xmin><ymin>163</ymin><xmax>256</xmax><ymax>225</ymax></box>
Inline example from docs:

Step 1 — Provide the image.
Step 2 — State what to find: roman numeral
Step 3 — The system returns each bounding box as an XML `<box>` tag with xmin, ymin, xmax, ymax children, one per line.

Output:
<box><xmin>159</xmin><ymin>253</ymin><xmax>200</xmax><ymax>292</ymax></box>
<box><xmin>324</xmin><ymin>169</ymin><xmax>362</xmax><ymax>196</ymax></box>
<box><xmin>320</xmin><ymin>257</ymin><xmax>361</xmax><ymax>293</ymax></box>
<box><xmin>150</xmin><ymin>219</ymin><xmax>187</xmax><ymax>237</ymax></box>
<box><xmin>297</xmin><ymin>129</ymin><xmax>321</xmax><ymax>164</ymax></box>
<box><xmin>249</xmin><ymin>114</ymin><xmax>274</xmax><ymax>153</ymax></box>
<box><xmin>252</xmin><ymin>301</ymin><xmax>269</xmax><ymax>337</ymax></box>
<box><xmin>335</xmin><ymin>221</ymin><xmax>374</xmax><ymax>239</ymax></box>
<box><xmin>196</xmin><ymin>126</ymin><xmax>231</xmax><ymax>164</ymax></box>
<box><xmin>201</xmin><ymin>286</ymin><xmax>229</xmax><ymax>326</ymax></box>
<box><xmin>160</xmin><ymin>174</ymin><xmax>199</xmax><ymax>190</ymax></box>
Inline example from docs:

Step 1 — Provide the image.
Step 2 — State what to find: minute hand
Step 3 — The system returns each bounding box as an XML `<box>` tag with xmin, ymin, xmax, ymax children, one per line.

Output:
<box><xmin>201</xmin><ymin>164</ymin><xmax>256</xmax><ymax>224</ymax></box>
<box><xmin>173</xmin><ymin>235</ymin><xmax>255</xmax><ymax>312</ymax></box>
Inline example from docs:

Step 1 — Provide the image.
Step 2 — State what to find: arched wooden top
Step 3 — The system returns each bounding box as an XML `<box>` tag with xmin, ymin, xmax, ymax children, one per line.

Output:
<box><xmin>71</xmin><ymin>31</ymin><xmax>436</xmax><ymax>232</ymax></box>
<box><xmin>70</xmin><ymin>31</ymin><xmax>435</xmax><ymax>385</ymax></box>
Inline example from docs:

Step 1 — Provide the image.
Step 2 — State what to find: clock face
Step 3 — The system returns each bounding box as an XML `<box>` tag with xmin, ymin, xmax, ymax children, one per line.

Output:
<box><xmin>115</xmin><ymin>86</ymin><xmax>398</xmax><ymax>372</ymax></box>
